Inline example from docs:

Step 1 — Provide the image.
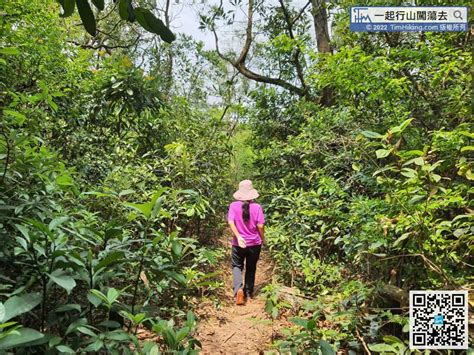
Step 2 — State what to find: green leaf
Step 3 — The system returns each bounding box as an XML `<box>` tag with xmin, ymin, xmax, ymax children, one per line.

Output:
<box><xmin>133</xmin><ymin>313</ymin><xmax>146</xmax><ymax>324</ymax></box>
<box><xmin>48</xmin><ymin>270</ymin><xmax>76</xmax><ymax>294</ymax></box>
<box><xmin>151</xmin><ymin>190</ymin><xmax>167</xmax><ymax>219</ymax></box>
<box><xmin>49</xmin><ymin>337</ymin><xmax>62</xmax><ymax>347</ymax></box>
<box><xmin>107</xmin><ymin>288</ymin><xmax>120</xmax><ymax>304</ymax></box>
<box><xmin>351</xmin><ymin>163</ymin><xmax>361</xmax><ymax>172</ymax></box>
<box><xmin>171</xmin><ymin>241</ymin><xmax>182</xmax><ymax>257</ymax></box>
<box><xmin>375</xmin><ymin>149</ymin><xmax>390</xmax><ymax>159</ymax></box>
<box><xmin>0</xmin><ymin>322</ymin><xmax>18</xmax><ymax>330</ymax></box>
<box><xmin>0</xmin><ymin>328</ymin><xmax>44</xmax><ymax>350</ymax></box>
<box><xmin>15</xmin><ymin>224</ymin><xmax>30</xmax><ymax>242</ymax></box>
<box><xmin>166</xmin><ymin>271</ymin><xmax>186</xmax><ymax>285</ymax></box>
<box><xmin>460</xmin><ymin>146</ymin><xmax>474</xmax><ymax>152</ymax></box>
<box><xmin>75</xmin><ymin>0</ymin><xmax>96</xmax><ymax>36</ymax></box>
<box><xmin>186</xmin><ymin>311</ymin><xmax>195</xmax><ymax>328</ymax></box>
<box><xmin>383</xmin><ymin>335</ymin><xmax>403</xmax><ymax>344</ymax></box>
<box><xmin>143</xmin><ymin>343</ymin><xmax>159</xmax><ymax>355</ymax></box>
<box><xmin>103</xmin><ymin>330</ymin><xmax>130</xmax><ymax>341</ymax></box>
<box><xmin>59</xmin><ymin>0</ymin><xmax>75</xmax><ymax>17</ymax></box>
<box><xmin>176</xmin><ymin>326</ymin><xmax>190</xmax><ymax>342</ymax></box>
<box><xmin>393</xmin><ymin>233</ymin><xmax>410</xmax><ymax>247</ymax></box>
<box><xmin>55</xmin><ymin>304</ymin><xmax>81</xmax><ymax>313</ymax></box>
<box><xmin>84</xmin><ymin>340</ymin><xmax>104</xmax><ymax>351</ymax></box>
<box><xmin>104</xmin><ymin>227</ymin><xmax>122</xmax><ymax>240</ymax></box>
<box><xmin>87</xmin><ymin>292</ymin><xmax>102</xmax><ymax>307</ymax></box>
<box><xmin>119</xmin><ymin>0</ymin><xmax>135</xmax><ymax>21</ymax></box>
<box><xmin>4</xmin><ymin>109</ymin><xmax>26</xmax><ymax>124</ymax></box>
<box><xmin>119</xmin><ymin>311</ymin><xmax>135</xmax><ymax>323</ymax></box>
<box><xmin>290</xmin><ymin>317</ymin><xmax>308</xmax><ymax>328</ymax></box>
<box><xmin>15</xmin><ymin>236</ymin><xmax>28</xmax><ymax>251</ymax></box>
<box><xmin>453</xmin><ymin>228</ymin><xmax>467</xmax><ymax>237</ymax></box>
<box><xmin>0</xmin><ymin>47</ymin><xmax>20</xmax><ymax>55</ymax></box>
<box><xmin>95</xmin><ymin>251</ymin><xmax>125</xmax><ymax>271</ymax></box>
<box><xmin>0</xmin><ymin>303</ymin><xmax>5</xmax><ymax>323</ymax></box>
<box><xmin>459</xmin><ymin>131</ymin><xmax>474</xmax><ymax>139</ymax></box>
<box><xmin>162</xmin><ymin>327</ymin><xmax>177</xmax><ymax>348</ymax></box>
<box><xmin>91</xmin><ymin>0</ymin><xmax>104</xmax><ymax>10</ymax></box>
<box><xmin>134</xmin><ymin>7</ymin><xmax>153</xmax><ymax>32</ymax></box>
<box><xmin>118</xmin><ymin>189</ymin><xmax>135</xmax><ymax>196</ymax></box>
<box><xmin>400</xmin><ymin>168</ymin><xmax>417</xmax><ymax>178</ymax></box>
<box><xmin>56</xmin><ymin>345</ymin><xmax>75</xmax><ymax>353</ymax></box>
<box><xmin>47</xmin><ymin>97</ymin><xmax>59</xmax><ymax>111</ymax></box>
<box><xmin>142</xmin><ymin>9</ymin><xmax>176</xmax><ymax>43</ymax></box>
<box><xmin>409</xmin><ymin>195</ymin><xmax>425</xmax><ymax>204</ymax></box>
<box><xmin>124</xmin><ymin>189</ymin><xmax>167</xmax><ymax>219</ymax></box>
<box><xmin>368</xmin><ymin>343</ymin><xmax>398</xmax><ymax>352</ymax></box>
<box><xmin>49</xmin><ymin>216</ymin><xmax>69</xmax><ymax>230</ymax></box>
<box><xmin>26</xmin><ymin>219</ymin><xmax>51</xmax><ymax>236</ymax></box>
<box><xmin>134</xmin><ymin>7</ymin><xmax>176</xmax><ymax>43</ymax></box>
<box><xmin>390</xmin><ymin>118</ymin><xmax>413</xmax><ymax>134</ymax></box>
<box><xmin>65</xmin><ymin>318</ymin><xmax>87</xmax><ymax>335</ymax></box>
<box><xmin>124</xmin><ymin>202</ymin><xmax>152</xmax><ymax>219</ymax></box>
<box><xmin>77</xmin><ymin>326</ymin><xmax>97</xmax><ymax>337</ymax></box>
<box><xmin>405</xmin><ymin>150</ymin><xmax>424</xmax><ymax>157</ymax></box>
<box><xmin>56</xmin><ymin>173</ymin><xmax>74</xmax><ymax>186</ymax></box>
<box><xmin>431</xmin><ymin>173</ymin><xmax>441</xmax><ymax>183</ymax></box>
<box><xmin>361</xmin><ymin>130</ymin><xmax>384</xmax><ymax>139</ymax></box>
<box><xmin>413</xmin><ymin>157</ymin><xmax>424</xmax><ymax>166</ymax></box>
<box><xmin>89</xmin><ymin>289</ymin><xmax>109</xmax><ymax>305</ymax></box>
<box><xmin>98</xmin><ymin>320</ymin><xmax>121</xmax><ymax>328</ymax></box>
<box><xmin>319</xmin><ymin>340</ymin><xmax>335</xmax><ymax>355</ymax></box>
<box><xmin>2</xmin><ymin>293</ymin><xmax>42</xmax><ymax>322</ymax></box>
<box><xmin>466</xmin><ymin>169</ymin><xmax>474</xmax><ymax>181</ymax></box>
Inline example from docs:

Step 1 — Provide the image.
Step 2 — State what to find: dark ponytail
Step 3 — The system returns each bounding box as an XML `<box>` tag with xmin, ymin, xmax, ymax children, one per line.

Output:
<box><xmin>242</xmin><ymin>201</ymin><xmax>250</xmax><ymax>222</ymax></box>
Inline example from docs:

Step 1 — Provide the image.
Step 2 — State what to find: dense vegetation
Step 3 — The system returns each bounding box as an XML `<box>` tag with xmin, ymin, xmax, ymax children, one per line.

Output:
<box><xmin>1</xmin><ymin>0</ymin><xmax>472</xmax><ymax>354</ymax></box>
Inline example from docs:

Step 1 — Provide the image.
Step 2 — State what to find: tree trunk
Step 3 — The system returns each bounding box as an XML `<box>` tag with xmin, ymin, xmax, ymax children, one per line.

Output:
<box><xmin>164</xmin><ymin>0</ymin><xmax>173</xmax><ymax>93</ymax></box>
<box><xmin>310</xmin><ymin>0</ymin><xmax>332</xmax><ymax>54</ymax></box>
<box><xmin>310</xmin><ymin>0</ymin><xmax>334</xmax><ymax>106</ymax></box>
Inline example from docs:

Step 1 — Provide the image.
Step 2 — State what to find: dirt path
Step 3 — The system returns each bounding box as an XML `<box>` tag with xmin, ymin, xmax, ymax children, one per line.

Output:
<box><xmin>195</xmin><ymin>242</ymin><xmax>284</xmax><ymax>354</ymax></box>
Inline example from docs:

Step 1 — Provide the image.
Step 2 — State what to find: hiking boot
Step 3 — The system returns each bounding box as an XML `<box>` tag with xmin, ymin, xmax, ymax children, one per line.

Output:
<box><xmin>236</xmin><ymin>288</ymin><xmax>245</xmax><ymax>305</ymax></box>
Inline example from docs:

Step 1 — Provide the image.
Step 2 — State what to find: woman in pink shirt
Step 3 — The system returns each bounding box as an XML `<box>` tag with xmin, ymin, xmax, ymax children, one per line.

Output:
<box><xmin>227</xmin><ymin>180</ymin><xmax>265</xmax><ymax>305</ymax></box>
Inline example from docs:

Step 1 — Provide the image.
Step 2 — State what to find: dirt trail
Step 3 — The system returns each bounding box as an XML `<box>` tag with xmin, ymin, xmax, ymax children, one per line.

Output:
<box><xmin>195</xmin><ymin>242</ymin><xmax>285</xmax><ymax>354</ymax></box>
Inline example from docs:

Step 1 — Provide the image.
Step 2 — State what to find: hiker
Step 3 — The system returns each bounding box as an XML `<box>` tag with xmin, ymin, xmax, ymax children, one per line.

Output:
<box><xmin>227</xmin><ymin>180</ymin><xmax>265</xmax><ymax>305</ymax></box>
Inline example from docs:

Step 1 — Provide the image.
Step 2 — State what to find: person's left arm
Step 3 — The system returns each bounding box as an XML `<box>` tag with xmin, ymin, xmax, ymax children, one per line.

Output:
<box><xmin>256</xmin><ymin>205</ymin><xmax>266</xmax><ymax>244</ymax></box>
<box><xmin>257</xmin><ymin>224</ymin><xmax>265</xmax><ymax>244</ymax></box>
<box><xmin>227</xmin><ymin>205</ymin><xmax>246</xmax><ymax>248</ymax></box>
<box><xmin>228</xmin><ymin>221</ymin><xmax>246</xmax><ymax>248</ymax></box>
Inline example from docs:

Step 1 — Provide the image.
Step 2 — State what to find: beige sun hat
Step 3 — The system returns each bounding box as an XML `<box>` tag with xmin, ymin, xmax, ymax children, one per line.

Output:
<box><xmin>233</xmin><ymin>180</ymin><xmax>259</xmax><ymax>201</ymax></box>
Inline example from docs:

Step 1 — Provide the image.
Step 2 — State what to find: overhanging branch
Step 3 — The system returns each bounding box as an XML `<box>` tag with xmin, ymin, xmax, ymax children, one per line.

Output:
<box><xmin>278</xmin><ymin>0</ymin><xmax>307</xmax><ymax>91</ymax></box>
<box><xmin>212</xmin><ymin>0</ymin><xmax>308</xmax><ymax>98</ymax></box>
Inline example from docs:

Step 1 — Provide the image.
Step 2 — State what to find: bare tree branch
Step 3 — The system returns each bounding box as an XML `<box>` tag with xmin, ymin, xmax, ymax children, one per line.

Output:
<box><xmin>212</xmin><ymin>26</ymin><xmax>231</xmax><ymax>62</ymax></box>
<box><xmin>0</xmin><ymin>125</ymin><xmax>11</xmax><ymax>184</ymax></box>
<box><xmin>235</xmin><ymin>0</ymin><xmax>255</xmax><ymax>65</ymax></box>
<box><xmin>278</xmin><ymin>0</ymin><xmax>307</xmax><ymax>91</ymax></box>
<box><xmin>212</xmin><ymin>0</ymin><xmax>307</xmax><ymax>98</ymax></box>
<box><xmin>67</xmin><ymin>35</ymin><xmax>141</xmax><ymax>50</ymax></box>
<box><xmin>290</xmin><ymin>1</ymin><xmax>311</xmax><ymax>27</ymax></box>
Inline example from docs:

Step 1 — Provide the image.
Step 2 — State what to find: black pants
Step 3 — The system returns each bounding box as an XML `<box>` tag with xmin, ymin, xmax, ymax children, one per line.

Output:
<box><xmin>231</xmin><ymin>245</ymin><xmax>261</xmax><ymax>297</ymax></box>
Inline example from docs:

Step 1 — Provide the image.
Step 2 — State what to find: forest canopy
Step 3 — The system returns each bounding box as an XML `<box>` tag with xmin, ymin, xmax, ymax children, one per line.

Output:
<box><xmin>0</xmin><ymin>0</ymin><xmax>472</xmax><ymax>353</ymax></box>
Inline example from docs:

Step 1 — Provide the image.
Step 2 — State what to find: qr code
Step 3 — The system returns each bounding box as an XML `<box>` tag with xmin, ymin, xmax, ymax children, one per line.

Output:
<box><xmin>410</xmin><ymin>290</ymin><xmax>468</xmax><ymax>349</ymax></box>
